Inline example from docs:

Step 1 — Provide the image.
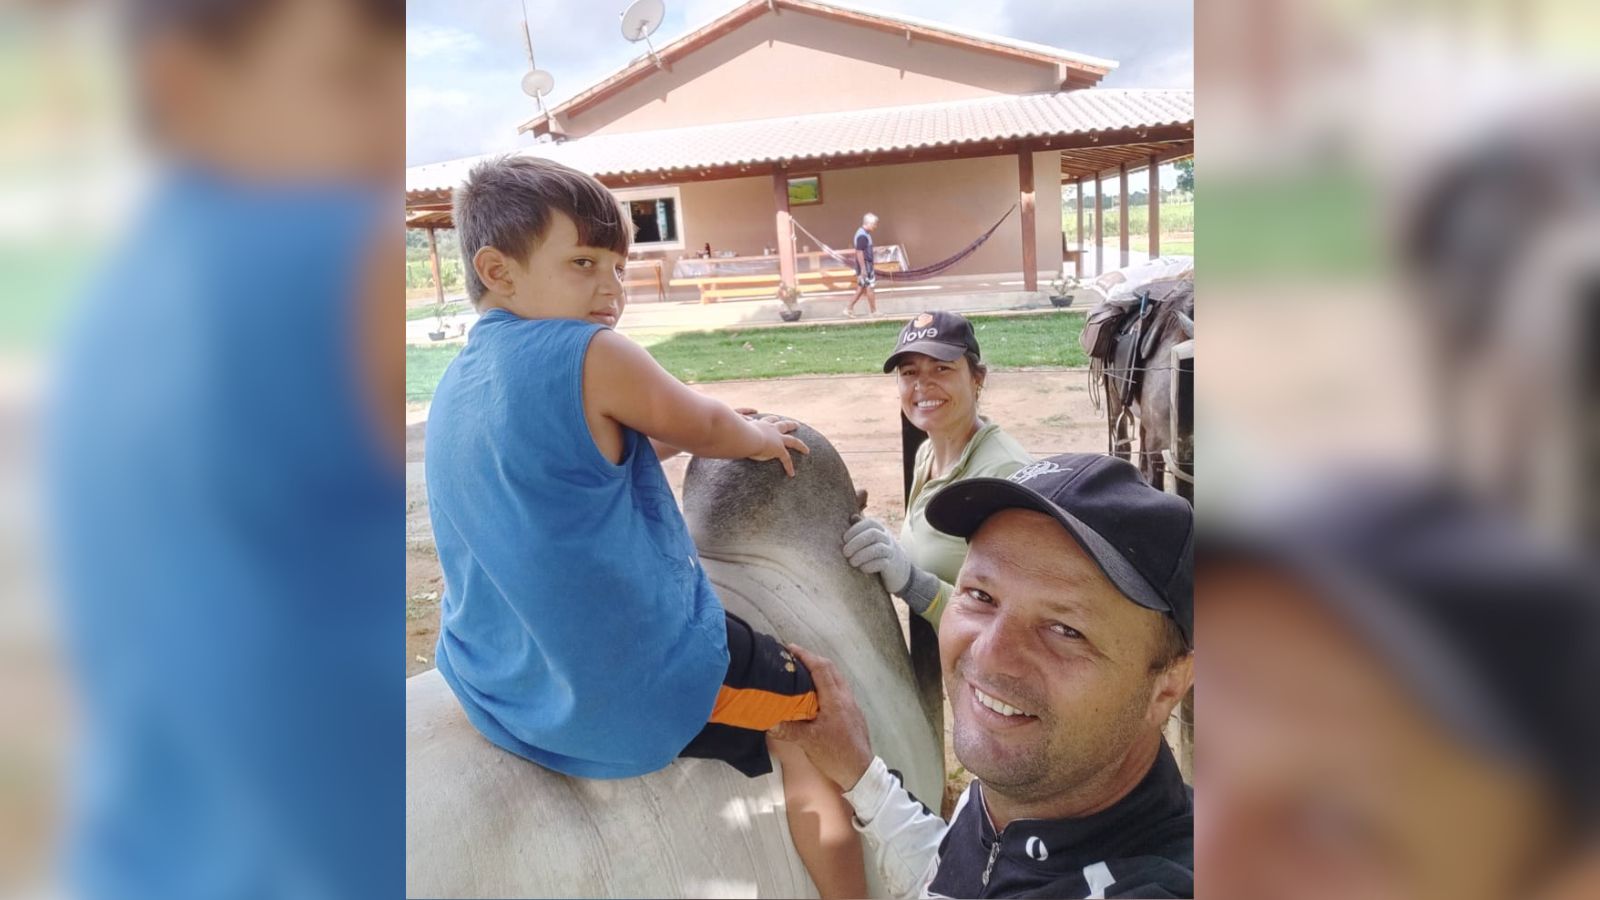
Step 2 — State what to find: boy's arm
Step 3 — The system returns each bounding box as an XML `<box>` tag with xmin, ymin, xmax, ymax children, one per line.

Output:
<box><xmin>650</xmin><ymin>407</ymin><xmax>765</xmax><ymax>460</ymax></box>
<box><xmin>585</xmin><ymin>330</ymin><xmax>806</xmax><ymax>472</ymax></box>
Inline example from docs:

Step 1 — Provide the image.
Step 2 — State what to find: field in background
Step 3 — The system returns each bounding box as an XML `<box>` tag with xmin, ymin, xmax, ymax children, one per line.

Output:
<box><xmin>1063</xmin><ymin>200</ymin><xmax>1194</xmax><ymax>240</ymax></box>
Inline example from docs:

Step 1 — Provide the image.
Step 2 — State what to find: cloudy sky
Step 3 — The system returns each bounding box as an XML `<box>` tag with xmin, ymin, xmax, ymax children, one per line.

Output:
<box><xmin>406</xmin><ymin>0</ymin><xmax>1193</xmax><ymax>168</ymax></box>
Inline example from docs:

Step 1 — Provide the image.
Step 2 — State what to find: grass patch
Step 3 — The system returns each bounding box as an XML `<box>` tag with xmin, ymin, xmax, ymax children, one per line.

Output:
<box><xmin>408</xmin><ymin>342</ymin><xmax>464</xmax><ymax>401</ymax></box>
<box><xmin>405</xmin><ymin>312</ymin><xmax>1086</xmax><ymax>402</ymax></box>
<box><xmin>405</xmin><ymin>300</ymin><xmax>471</xmax><ymax>321</ymax></box>
<box><xmin>1199</xmin><ymin>170</ymin><xmax>1378</xmax><ymax>278</ymax></box>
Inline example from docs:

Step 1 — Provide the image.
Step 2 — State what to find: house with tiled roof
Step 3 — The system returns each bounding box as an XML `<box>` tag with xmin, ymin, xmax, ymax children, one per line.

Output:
<box><xmin>406</xmin><ymin>0</ymin><xmax>1192</xmax><ymax>310</ymax></box>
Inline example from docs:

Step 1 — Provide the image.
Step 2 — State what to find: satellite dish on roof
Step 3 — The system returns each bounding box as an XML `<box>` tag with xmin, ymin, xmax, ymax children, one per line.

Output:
<box><xmin>620</xmin><ymin>0</ymin><xmax>667</xmax><ymax>69</ymax></box>
<box><xmin>517</xmin><ymin>0</ymin><xmax>553</xmax><ymax>114</ymax></box>
<box><xmin>521</xmin><ymin>69</ymin><xmax>555</xmax><ymax>98</ymax></box>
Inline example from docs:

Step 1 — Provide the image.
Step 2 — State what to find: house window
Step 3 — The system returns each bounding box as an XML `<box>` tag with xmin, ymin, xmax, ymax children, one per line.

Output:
<box><xmin>612</xmin><ymin>186</ymin><xmax>684</xmax><ymax>251</ymax></box>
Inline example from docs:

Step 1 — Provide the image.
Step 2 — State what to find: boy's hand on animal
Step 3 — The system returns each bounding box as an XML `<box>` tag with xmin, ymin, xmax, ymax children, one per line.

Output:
<box><xmin>769</xmin><ymin>644</ymin><xmax>874</xmax><ymax>791</ymax></box>
<box><xmin>747</xmin><ymin>418</ymin><xmax>808</xmax><ymax>477</ymax></box>
<box><xmin>735</xmin><ymin>407</ymin><xmax>790</xmax><ymax>429</ymax></box>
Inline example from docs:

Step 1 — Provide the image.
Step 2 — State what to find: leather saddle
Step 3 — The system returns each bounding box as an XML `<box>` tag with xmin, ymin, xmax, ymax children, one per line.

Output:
<box><xmin>1090</xmin><ymin>278</ymin><xmax>1193</xmax><ymax>409</ymax></box>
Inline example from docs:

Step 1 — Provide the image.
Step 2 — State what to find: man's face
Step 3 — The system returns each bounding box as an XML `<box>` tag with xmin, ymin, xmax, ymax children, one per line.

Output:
<box><xmin>1197</xmin><ymin>563</ymin><xmax>1558</xmax><ymax>900</ymax></box>
<box><xmin>500</xmin><ymin>213</ymin><xmax>628</xmax><ymax>327</ymax></box>
<box><xmin>940</xmin><ymin>509</ymin><xmax>1177</xmax><ymax>803</ymax></box>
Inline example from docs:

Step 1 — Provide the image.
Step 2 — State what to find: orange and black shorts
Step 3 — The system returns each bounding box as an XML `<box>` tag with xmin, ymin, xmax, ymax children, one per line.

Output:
<box><xmin>678</xmin><ymin>611</ymin><xmax>819</xmax><ymax>778</ymax></box>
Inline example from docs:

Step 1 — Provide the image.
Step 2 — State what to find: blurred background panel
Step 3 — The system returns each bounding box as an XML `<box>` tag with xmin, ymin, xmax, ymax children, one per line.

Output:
<box><xmin>1</xmin><ymin>0</ymin><xmax>403</xmax><ymax>896</ymax></box>
<box><xmin>1196</xmin><ymin>1</ymin><xmax>1599</xmax><ymax>898</ymax></box>
<box><xmin>1</xmin><ymin>3</ymin><xmax>139</xmax><ymax>892</ymax></box>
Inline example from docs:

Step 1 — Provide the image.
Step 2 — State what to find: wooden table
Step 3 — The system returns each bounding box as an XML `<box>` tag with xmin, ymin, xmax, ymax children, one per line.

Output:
<box><xmin>669</xmin><ymin>248</ymin><xmax>908</xmax><ymax>303</ymax></box>
<box><xmin>623</xmin><ymin>258</ymin><xmax>667</xmax><ymax>303</ymax></box>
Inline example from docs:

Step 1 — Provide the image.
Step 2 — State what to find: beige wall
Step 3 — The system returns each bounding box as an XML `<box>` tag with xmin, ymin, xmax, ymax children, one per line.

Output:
<box><xmin>633</xmin><ymin>151</ymin><xmax>1063</xmax><ymax>297</ymax></box>
<box><xmin>785</xmin><ymin>151</ymin><xmax>1062</xmax><ymax>282</ymax></box>
<box><xmin>563</xmin><ymin>10</ymin><xmax>1059</xmax><ymax>138</ymax></box>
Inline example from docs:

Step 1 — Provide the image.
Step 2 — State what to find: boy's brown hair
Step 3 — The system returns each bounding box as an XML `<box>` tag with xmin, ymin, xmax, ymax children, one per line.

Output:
<box><xmin>453</xmin><ymin>156</ymin><xmax>633</xmax><ymax>307</ymax></box>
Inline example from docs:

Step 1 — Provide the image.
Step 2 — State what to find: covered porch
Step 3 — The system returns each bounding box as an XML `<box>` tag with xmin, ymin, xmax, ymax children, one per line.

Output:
<box><xmin>404</xmin><ymin>88</ymin><xmax>1193</xmax><ymax>319</ymax></box>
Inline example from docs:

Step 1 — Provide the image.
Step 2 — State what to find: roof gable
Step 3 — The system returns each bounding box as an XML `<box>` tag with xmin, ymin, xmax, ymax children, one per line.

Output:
<box><xmin>522</xmin><ymin>0</ymin><xmax>1116</xmax><ymax>137</ymax></box>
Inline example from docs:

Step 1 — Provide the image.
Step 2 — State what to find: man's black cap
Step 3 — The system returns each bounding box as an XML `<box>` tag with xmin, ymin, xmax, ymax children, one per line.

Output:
<box><xmin>926</xmin><ymin>453</ymin><xmax>1194</xmax><ymax>647</ymax></box>
<box><xmin>883</xmin><ymin>311</ymin><xmax>981</xmax><ymax>373</ymax></box>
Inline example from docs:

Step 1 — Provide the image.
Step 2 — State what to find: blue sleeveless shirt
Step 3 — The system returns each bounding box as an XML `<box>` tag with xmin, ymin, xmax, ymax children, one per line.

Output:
<box><xmin>50</xmin><ymin>167</ymin><xmax>400</xmax><ymax>898</ymax></box>
<box><xmin>426</xmin><ymin>311</ymin><xmax>729</xmax><ymax>778</ymax></box>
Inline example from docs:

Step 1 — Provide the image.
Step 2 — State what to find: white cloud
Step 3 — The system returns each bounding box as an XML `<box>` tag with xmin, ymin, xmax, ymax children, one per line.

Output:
<box><xmin>407</xmin><ymin>24</ymin><xmax>482</xmax><ymax>59</ymax></box>
<box><xmin>406</xmin><ymin>86</ymin><xmax>531</xmax><ymax>167</ymax></box>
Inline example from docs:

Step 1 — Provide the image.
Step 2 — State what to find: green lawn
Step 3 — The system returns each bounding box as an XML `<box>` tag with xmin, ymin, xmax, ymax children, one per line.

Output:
<box><xmin>406</xmin><ymin>311</ymin><xmax>1086</xmax><ymax>402</ymax></box>
<box><xmin>408</xmin><ymin>340</ymin><xmax>463</xmax><ymax>402</ymax></box>
<box><xmin>405</xmin><ymin>300</ymin><xmax>472</xmax><ymax>321</ymax></box>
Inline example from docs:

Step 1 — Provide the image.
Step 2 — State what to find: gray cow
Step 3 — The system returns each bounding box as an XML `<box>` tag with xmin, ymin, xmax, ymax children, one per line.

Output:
<box><xmin>406</xmin><ymin>421</ymin><xmax>945</xmax><ymax>898</ymax></box>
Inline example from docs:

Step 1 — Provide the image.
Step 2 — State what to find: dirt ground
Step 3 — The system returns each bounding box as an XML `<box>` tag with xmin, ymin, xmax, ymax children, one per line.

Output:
<box><xmin>404</xmin><ymin>368</ymin><xmax>1106</xmax><ymax>813</ymax></box>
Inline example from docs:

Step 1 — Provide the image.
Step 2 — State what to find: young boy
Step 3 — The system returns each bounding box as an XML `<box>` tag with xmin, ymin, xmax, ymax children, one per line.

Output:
<box><xmin>426</xmin><ymin>155</ymin><xmax>865</xmax><ymax>897</ymax></box>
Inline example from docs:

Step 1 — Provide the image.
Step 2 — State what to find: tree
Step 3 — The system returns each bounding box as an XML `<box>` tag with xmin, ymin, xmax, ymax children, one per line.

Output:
<box><xmin>1175</xmin><ymin>159</ymin><xmax>1194</xmax><ymax>194</ymax></box>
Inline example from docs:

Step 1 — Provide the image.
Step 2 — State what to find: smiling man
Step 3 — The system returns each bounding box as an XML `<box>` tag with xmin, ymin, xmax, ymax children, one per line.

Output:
<box><xmin>775</xmin><ymin>453</ymin><xmax>1195</xmax><ymax>898</ymax></box>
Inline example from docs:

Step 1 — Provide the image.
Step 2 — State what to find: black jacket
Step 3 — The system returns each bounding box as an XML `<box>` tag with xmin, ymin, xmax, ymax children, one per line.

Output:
<box><xmin>926</xmin><ymin>743</ymin><xmax>1193</xmax><ymax>898</ymax></box>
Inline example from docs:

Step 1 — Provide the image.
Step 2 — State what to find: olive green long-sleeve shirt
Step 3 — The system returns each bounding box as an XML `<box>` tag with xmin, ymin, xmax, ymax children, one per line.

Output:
<box><xmin>898</xmin><ymin>421</ymin><xmax>1032</xmax><ymax>626</ymax></box>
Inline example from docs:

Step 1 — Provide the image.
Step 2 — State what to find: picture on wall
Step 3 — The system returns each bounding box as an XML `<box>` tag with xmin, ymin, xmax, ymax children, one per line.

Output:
<box><xmin>786</xmin><ymin>174</ymin><xmax>822</xmax><ymax>206</ymax></box>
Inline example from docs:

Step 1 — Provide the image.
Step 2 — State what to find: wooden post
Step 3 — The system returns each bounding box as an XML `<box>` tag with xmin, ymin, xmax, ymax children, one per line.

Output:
<box><xmin>1148</xmin><ymin>156</ymin><xmax>1162</xmax><ymax>259</ymax></box>
<box><xmin>1075</xmin><ymin>177</ymin><xmax>1086</xmax><ymax>278</ymax></box>
<box><xmin>1119</xmin><ymin>162</ymin><xmax>1130</xmax><ymax>268</ymax></box>
<box><xmin>426</xmin><ymin>226</ymin><xmax>445</xmax><ymax>308</ymax></box>
<box><xmin>1018</xmin><ymin>150</ymin><xmax>1037</xmax><ymax>292</ymax></box>
<box><xmin>1094</xmin><ymin>176</ymin><xmax>1104</xmax><ymax>276</ymax></box>
<box><xmin>771</xmin><ymin>169</ymin><xmax>797</xmax><ymax>304</ymax></box>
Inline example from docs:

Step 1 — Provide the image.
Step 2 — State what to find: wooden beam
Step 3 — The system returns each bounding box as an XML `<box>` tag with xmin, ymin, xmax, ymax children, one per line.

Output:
<box><xmin>1075</xmin><ymin>177</ymin><xmax>1086</xmax><ymax>279</ymax></box>
<box><xmin>772</xmin><ymin>169</ymin><xmax>797</xmax><ymax>300</ymax></box>
<box><xmin>426</xmin><ymin>226</ymin><xmax>445</xmax><ymax>309</ymax></box>
<box><xmin>1118</xmin><ymin>162</ymin><xmax>1130</xmax><ymax>268</ymax></box>
<box><xmin>1148</xmin><ymin>155</ymin><xmax>1161</xmax><ymax>259</ymax></box>
<box><xmin>1094</xmin><ymin>176</ymin><xmax>1104</xmax><ymax>276</ymax></box>
<box><xmin>1018</xmin><ymin>150</ymin><xmax>1037</xmax><ymax>292</ymax></box>
<box><xmin>1146</xmin><ymin>143</ymin><xmax>1195</xmax><ymax>166</ymax></box>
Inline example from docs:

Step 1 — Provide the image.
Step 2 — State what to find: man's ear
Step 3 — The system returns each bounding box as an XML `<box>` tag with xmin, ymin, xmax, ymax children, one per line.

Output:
<box><xmin>473</xmin><ymin>246</ymin><xmax>517</xmax><ymax>298</ymax></box>
<box><xmin>1146</xmin><ymin>652</ymin><xmax>1193</xmax><ymax>731</ymax></box>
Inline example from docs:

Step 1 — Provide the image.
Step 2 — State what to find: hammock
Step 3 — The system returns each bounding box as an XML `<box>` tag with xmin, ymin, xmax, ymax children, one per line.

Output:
<box><xmin>789</xmin><ymin>204</ymin><xmax>1018</xmax><ymax>282</ymax></box>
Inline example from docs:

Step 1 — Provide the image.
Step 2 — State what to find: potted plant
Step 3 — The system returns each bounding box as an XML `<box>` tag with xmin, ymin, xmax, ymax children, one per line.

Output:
<box><xmin>776</xmin><ymin>283</ymin><xmax>803</xmax><ymax>322</ymax></box>
<box><xmin>428</xmin><ymin>300</ymin><xmax>449</xmax><ymax>341</ymax></box>
<box><xmin>1048</xmin><ymin>272</ymin><xmax>1077</xmax><ymax>308</ymax></box>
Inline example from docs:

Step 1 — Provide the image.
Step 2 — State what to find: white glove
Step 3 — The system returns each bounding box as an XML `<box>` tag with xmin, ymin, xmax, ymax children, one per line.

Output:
<box><xmin>842</xmin><ymin>516</ymin><xmax>913</xmax><ymax>595</ymax></box>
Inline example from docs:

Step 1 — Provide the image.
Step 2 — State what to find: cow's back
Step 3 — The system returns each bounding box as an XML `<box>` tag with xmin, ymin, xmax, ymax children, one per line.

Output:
<box><xmin>407</xmin><ymin>668</ymin><xmax>813</xmax><ymax>898</ymax></box>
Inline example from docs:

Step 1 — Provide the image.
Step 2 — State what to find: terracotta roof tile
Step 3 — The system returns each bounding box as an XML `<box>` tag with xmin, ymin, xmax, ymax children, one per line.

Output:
<box><xmin>407</xmin><ymin>88</ymin><xmax>1192</xmax><ymax>194</ymax></box>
